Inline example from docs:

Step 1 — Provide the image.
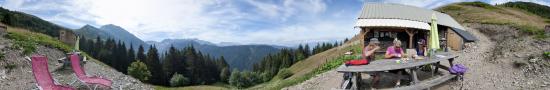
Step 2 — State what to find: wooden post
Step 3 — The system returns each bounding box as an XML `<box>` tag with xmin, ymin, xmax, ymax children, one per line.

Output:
<box><xmin>359</xmin><ymin>28</ymin><xmax>365</xmax><ymax>47</ymax></box>
<box><xmin>405</xmin><ymin>29</ymin><xmax>416</xmax><ymax>49</ymax></box>
<box><xmin>361</xmin><ymin>28</ymin><xmax>370</xmax><ymax>47</ymax></box>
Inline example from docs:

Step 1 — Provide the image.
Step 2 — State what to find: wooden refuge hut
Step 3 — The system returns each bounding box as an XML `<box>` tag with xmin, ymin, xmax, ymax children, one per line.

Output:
<box><xmin>59</xmin><ymin>29</ymin><xmax>76</xmax><ymax>46</ymax></box>
<box><xmin>356</xmin><ymin>3</ymin><xmax>476</xmax><ymax>51</ymax></box>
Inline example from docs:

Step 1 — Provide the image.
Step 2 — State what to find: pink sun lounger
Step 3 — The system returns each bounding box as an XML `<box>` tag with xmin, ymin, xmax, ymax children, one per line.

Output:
<box><xmin>69</xmin><ymin>53</ymin><xmax>112</xmax><ymax>89</ymax></box>
<box><xmin>31</xmin><ymin>55</ymin><xmax>75</xmax><ymax>90</ymax></box>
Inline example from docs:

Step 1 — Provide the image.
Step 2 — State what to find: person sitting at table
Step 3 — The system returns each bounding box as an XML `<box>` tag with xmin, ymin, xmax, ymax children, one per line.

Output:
<box><xmin>385</xmin><ymin>39</ymin><xmax>408</xmax><ymax>86</ymax></box>
<box><xmin>362</xmin><ymin>39</ymin><xmax>380</xmax><ymax>63</ymax></box>
<box><xmin>342</xmin><ymin>38</ymin><xmax>381</xmax><ymax>88</ymax></box>
<box><xmin>416</xmin><ymin>39</ymin><xmax>427</xmax><ymax>56</ymax></box>
<box><xmin>384</xmin><ymin>39</ymin><xmax>404</xmax><ymax>59</ymax></box>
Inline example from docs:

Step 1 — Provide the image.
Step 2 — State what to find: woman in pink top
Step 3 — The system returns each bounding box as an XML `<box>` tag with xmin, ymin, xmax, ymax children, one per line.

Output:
<box><xmin>385</xmin><ymin>39</ymin><xmax>408</xmax><ymax>86</ymax></box>
<box><xmin>384</xmin><ymin>39</ymin><xmax>404</xmax><ymax>59</ymax></box>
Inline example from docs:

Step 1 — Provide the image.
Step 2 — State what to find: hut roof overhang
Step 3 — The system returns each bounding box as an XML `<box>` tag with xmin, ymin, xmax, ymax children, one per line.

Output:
<box><xmin>356</xmin><ymin>19</ymin><xmax>431</xmax><ymax>30</ymax></box>
<box><xmin>356</xmin><ymin>3</ymin><xmax>465</xmax><ymax>30</ymax></box>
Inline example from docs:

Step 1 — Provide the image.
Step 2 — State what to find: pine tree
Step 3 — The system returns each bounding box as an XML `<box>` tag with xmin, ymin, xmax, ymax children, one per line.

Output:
<box><xmin>145</xmin><ymin>45</ymin><xmax>164</xmax><ymax>85</ymax></box>
<box><xmin>78</xmin><ymin>36</ymin><xmax>87</xmax><ymax>51</ymax></box>
<box><xmin>162</xmin><ymin>45</ymin><xmax>180</xmax><ymax>80</ymax></box>
<box><xmin>118</xmin><ymin>41</ymin><xmax>128</xmax><ymax>73</ymax></box>
<box><xmin>344</xmin><ymin>38</ymin><xmax>349</xmax><ymax>43</ymax></box>
<box><xmin>125</xmin><ymin>45</ymin><xmax>135</xmax><ymax>74</ymax></box>
<box><xmin>304</xmin><ymin>44</ymin><xmax>310</xmax><ymax>57</ymax></box>
<box><xmin>137</xmin><ymin>45</ymin><xmax>146</xmax><ymax>62</ymax></box>
<box><xmin>93</xmin><ymin>36</ymin><xmax>102</xmax><ymax>57</ymax></box>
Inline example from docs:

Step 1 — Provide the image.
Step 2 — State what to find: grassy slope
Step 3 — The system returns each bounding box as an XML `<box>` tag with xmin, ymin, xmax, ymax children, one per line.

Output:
<box><xmin>247</xmin><ymin>35</ymin><xmax>363</xmax><ymax>90</ymax></box>
<box><xmin>160</xmin><ymin>2</ymin><xmax>550</xmax><ymax>90</ymax></box>
<box><xmin>436</xmin><ymin>2</ymin><xmax>549</xmax><ymax>38</ymax></box>
<box><xmin>6</xmin><ymin>25</ymin><xmax>112</xmax><ymax>67</ymax></box>
<box><xmin>247</xmin><ymin>2</ymin><xmax>550</xmax><ymax>90</ymax></box>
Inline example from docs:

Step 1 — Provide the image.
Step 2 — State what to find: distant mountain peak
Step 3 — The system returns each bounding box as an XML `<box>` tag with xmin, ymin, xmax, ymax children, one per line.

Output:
<box><xmin>81</xmin><ymin>24</ymin><xmax>98</xmax><ymax>29</ymax></box>
<box><xmin>158</xmin><ymin>38</ymin><xmax>216</xmax><ymax>46</ymax></box>
<box><xmin>76</xmin><ymin>24</ymin><xmax>147</xmax><ymax>49</ymax></box>
<box><xmin>100</xmin><ymin>24</ymin><xmax>124</xmax><ymax>31</ymax></box>
<box><xmin>217</xmin><ymin>42</ymin><xmax>242</xmax><ymax>47</ymax></box>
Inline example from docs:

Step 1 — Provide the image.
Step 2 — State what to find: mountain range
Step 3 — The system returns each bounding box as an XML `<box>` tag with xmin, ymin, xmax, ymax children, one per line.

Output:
<box><xmin>76</xmin><ymin>25</ymin><xmax>282</xmax><ymax>70</ymax></box>
<box><xmin>74</xmin><ymin>24</ymin><xmax>148</xmax><ymax>48</ymax></box>
<box><xmin>147</xmin><ymin>39</ymin><xmax>280</xmax><ymax>70</ymax></box>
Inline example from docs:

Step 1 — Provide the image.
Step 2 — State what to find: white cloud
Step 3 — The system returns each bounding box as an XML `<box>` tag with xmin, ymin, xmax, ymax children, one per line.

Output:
<box><xmin>8</xmin><ymin>0</ymin><xmax>550</xmax><ymax>47</ymax></box>
<box><xmin>1</xmin><ymin>0</ymin><xmax>24</xmax><ymax>10</ymax></box>
<box><xmin>242</xmin><ymin>20</ymin><xmax>355</xmax><ymax>46</ymax></box>
<box><xmin>245</xmin><ymin>0</ymin><xmax>327</xmax><ymax>21</ymax></box>
<box><xmin>367</xmin><ymin>0</ymin><xmax>479</xmax><ymax>9</ymax></box>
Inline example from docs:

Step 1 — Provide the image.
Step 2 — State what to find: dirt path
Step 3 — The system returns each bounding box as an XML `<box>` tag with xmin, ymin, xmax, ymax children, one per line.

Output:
<box><xmin>284</xmin><ymin>26</ymin><xmax>550</xmax><ymax>90</ymax></box>
<box><xmin>438</xmin><ymin>27</ymin><xmax>520</xmax><ymax>90</ymax></box>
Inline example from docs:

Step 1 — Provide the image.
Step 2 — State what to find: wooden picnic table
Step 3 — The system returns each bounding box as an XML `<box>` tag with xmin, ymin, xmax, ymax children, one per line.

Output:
<box><xmin>336</xmin><ymin>52</ymin><xmax>458</xmax><ymax>90</ymax></box>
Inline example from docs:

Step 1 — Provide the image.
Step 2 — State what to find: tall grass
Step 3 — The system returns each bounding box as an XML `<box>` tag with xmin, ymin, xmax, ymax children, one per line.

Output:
<box><xmin>5</xmin><ymin>30</ymin><xmax>72</xmax><ymax>55</ymax></box>
<box><xmin>458</xmin><ymin>1</ymin><xmax>499</xmax><ymax>10</ymax></box>
<box><xmin>254</xmin><ymin>44</ymin><xmax>363</xmax><ymax>90</ymax></box>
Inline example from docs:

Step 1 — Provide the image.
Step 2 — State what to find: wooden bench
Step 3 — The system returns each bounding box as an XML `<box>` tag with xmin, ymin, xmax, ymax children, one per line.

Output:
<box><xmin>388</xmin><ymin>73</ymin><xmax>456</xmax><ymax>90</ymax></box>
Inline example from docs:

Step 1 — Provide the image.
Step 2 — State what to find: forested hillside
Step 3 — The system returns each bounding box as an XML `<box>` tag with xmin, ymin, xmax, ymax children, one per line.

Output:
<box><xmin>0</xmin><ymin>7</ymin><xmax>69</xmax><ymax>37</ymax></box>
<box><xmin>149</xmin><ymin>39</ymin><xmax>280</xmax><ymax>70</ymax></box>
<box><xmin>500</xmin><ymin>1</ymin><xmax>550</xmax><ymax>19</ymax></box>
<box><xmin>225</xmin><ymin>41</ymin><xmax>343</xmax><ymax>88</ymax></box>
<box><xmin>78</xmin><ymin>36</ymin><xmax>230</xmax><ymax>86</ymax></box>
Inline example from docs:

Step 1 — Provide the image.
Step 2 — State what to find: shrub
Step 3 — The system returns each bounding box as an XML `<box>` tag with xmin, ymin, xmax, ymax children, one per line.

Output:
<box><xmin>6</xmin><ymin>33</ymin><xmax>37</xmax><ymax>55</ymax></box>
<box><xmin>169</xmin><ymin>73</ymin><xmax>189</xmax><ymax>87</ymax></box>
<box><xmin>127</xmin><ymin>60</ymin><xmax>151</xmax><ymax>82</ymax></box>
<box><xmin>544</xmin><ymin>52</ymin><xmax>550</xmax><ymax>59</ymax></box>
<box><xmin>228</xmin><ymin>69</ymin><xmax>263</xmax><ymax>88</ymax></box>
<box><xmin>0</xmin><ymin>51</ymin><xmax>5</xmax><ymax>61</ymax></box>
<box><xmin>260</xmin><ymin>72</ymin><xmax>272</xmax><ymax>82</ymax></box>
<box><xmin>228</xmin><ymin>69</ymin><xmax>242</xmax><ymax>88</ymax></box>
<box><xmin>219</xmin><ymin>67</ymin><xmax>230</xmax><ymax>83</ymax></box>
<box><xmin>275</xmin><ymin>68</ymin><xmax>293</xmax><ymax>79</ymax></box>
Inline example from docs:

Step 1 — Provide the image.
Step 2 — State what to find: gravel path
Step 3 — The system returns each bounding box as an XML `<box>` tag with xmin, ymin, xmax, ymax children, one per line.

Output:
<box><xmin>284</xmin><ymin>25</ymin><xmax>550</xmax><ymax>90</ymax></box>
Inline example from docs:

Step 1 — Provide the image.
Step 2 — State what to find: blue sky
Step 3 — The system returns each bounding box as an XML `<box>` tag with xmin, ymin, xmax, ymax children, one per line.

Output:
<box><xmin>1</xmin><ymin>0</ymin><xmax>549</xmax><ymax>46</ymax></box>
